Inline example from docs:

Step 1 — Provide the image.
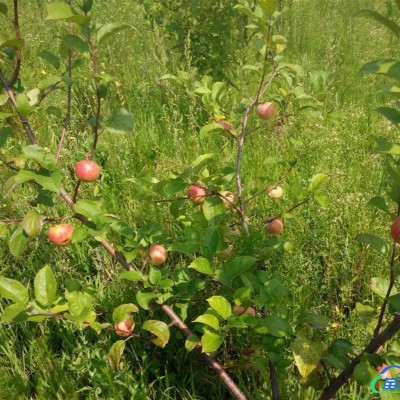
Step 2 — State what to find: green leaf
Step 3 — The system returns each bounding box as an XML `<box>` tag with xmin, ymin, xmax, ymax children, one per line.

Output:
<box><xmin>0</xmin><ymin>2</ymin><xmax>8</xmax><ymax>17</ymax></box>
<box><xmin>370</xmin><ymin>277</ymin><xmax>397</xmax><ymax>298</ymax></box>
<box><xmin>149</xmin><ymin>267</ymin><xmax>162</xmax><ymax>285</ymax></box>
<box><xmin>34</xmin><ymin>265</ymin><xmax>57</xmax><ymax>306</ymax></box>
<box><xmin>376</xmin><ymin>107</ymin><xmax>400</xmax><ymax>129</ymax></box>
<box><xmin>0</xmin><ymin>38</ymin><xmax>24</xmax><ymax>50</ymax></box>
<box><xmin>355</xmin><ymin>234</ymin><xmax>388</xmax><ymax>255</ymax></box>
<box><xmin>16</xmin><ymin>94</ymin><xmax>34</xmax><ymax>117</ymax></box>
<box><xmin>377</xmin><ymin>84</ymin><xmax>400</xmax><ymax>96</ymax></box>
<box><xmin>260</xmin><ymin>0</ymin><xmax>277</xmax><ymax>18</ymax></box>
<box><xmin>22</xmin><ymin>211</ymin><xmax>44</xmax><ymax>237</ymax></box>
<box><xmin>216</xmin><ymin>256</ymin><xmax>257</xmax><ymax>285</ymax></box>
<box><xmin>110</xmin><ymin>221</ymin><xmax>134</xmax><ymax>239</ymax></box>
<box><xmin>0</xmin><ymin>277</ymin><xmax>29</xmax><ymax>304</ymax></box>
<box><xmin>65</xmin><ymin>291</ymin><xmax>93</xmax><ymax>323</ymax></box>
<box><xmin>33</xmin><ymin>169</ymin><xmax>62</xmax><ymax>193</ymax></box>
<box><xmin>361</xmin><ymin>59</ymin><xmax>400</xmax><ymax>81</ymax></box>
<box><xmin>9</xmin><ymin>227</ymin><xmax>28</xmax><ymax>258</ymax></box>
<box><xmin>389</xmin><ymin>294</ymin><xmax>400</xmax><ymax>314</ymax></box>
<box><xmin>108</xmin><ymin>340</ymin><xmax>125</xmax><ymax>371</ymax></box>
<box><xmin>188</xmin><ymin>258</ymin><xmax>213</xmax><ymax>275</ymax></box>
<box><xmin>104</xmin><ymin>108</ymin><xmax>134</xmax><ymax>134</ymax></box>
<box><xmin>0</xmin><ymin>126</ymin><xmax>13</xmax><ymax>147</ymax></box>
<box><xmin>201</xmin><ymin>330</ymin><xmax>223</xmax><ymax>353</ymax></box>
<box><xmin>22</xmin><ymin>145</ymin><xmax>57</xmax><ymax>170</ymax></box>
<box><xmin>314</xmin><ymin>193</ymin><xmax>329</xmax><ymax>208</ymax></box>
<box><xmin>47</xmin><ymin>2</ymin><xmax>75</xmax><ymax>20</ymax></box>
<box><xmin>142</xmin><ymin>320</ymin><xmax>170</xmax><ymax>348</ymax></box>
<box><xmin>353</xmin><ymin>358</ymin><xmax>377</xmax><ymax>386</ymax></box>
<box><xmin>185</xmin><ymin>334</ymin><xmax>200</xmax><ymax>352</ymax></box>
<box><xmin>38</xmin><ymin>51</ymin><xmax>60</xmax><ymax>69</ymax></box>
<box><xmin>136</xmin><ymin>291</ymin><xmax>157</xmax><ymax>310</ymax></box>
<box><xmin>119</xmin><ymin>271</ymin><xmax>143</xmax><ymax>282</ymax></box>
<box><xmin>62</xmin><ymin>34</ymin><xmax>89</xmax><ymax>54</ymax></box>
<box><xmin>375</xmin><ymin>137</ymin><xmax>400</xmax><ymax>155</ymax></box>
<box><xmin>308</xmin><ymin>173</ymin><xmax>327</xmax><ymax>192</ymax></box>
<box><xmin>112</xmin><ymin>303</ymin><xmax>138</xmax><ymax>323</ymax></box>
<box><xmin>1</xmin><ymin>303</ymin><xmax>27</xmax><ymax>323</ymax></box>
<box><xmin>202</xmin><ymin>197</ymin><xmax>225</xmax><ymax>223</ymax></box>
<box><xmin>199</xmin><ymin>122</ymin><xmax>223</xmax><ymax>139</ymax></box>
<box><xmin>207</xmin><ymin>296</ymin><xmax>231</xmax><ymax>320</ymax></box>
<box><xmin>97</xmin><ymin>23</ymin><xmax>130</xmax><ymax>44</ymax></box>
<box><xmin>191</xmin><ymin>153</ymin><xmax>215</xmax><ymax>174</ymax></box>
<box><xmin>354</xmin><ymin>10</ymin><xmax>400</xmax><ymax>37</ymax></box>
<box><xmin>368</xmin><ymin>196</ymin><xmax>390</xmax><ymax>214</ymax></box>
<box><xmin>74</xmin><ymin>199</ymin><xmax>103</xmax><ymax>220</ymax></box>
<box><xmin>255</xmin><ymin>315</ymin><xmax>293</xmax><ymax>337</ymax></box>
<box><xmin>165</xmin><ymin>177</ymin><xmax>186</xmax><ymax>196</ymax></box>
<box><xmin>292</xmin><ymin>337</ymin><xmax>324</xmax><ymax>386</ymax></box>
<box><xmin>193</xmin><ymin>314</ymin><xmax>220</xmax><ymax>331</ymax></box>
<box><xmin>200</xmin><ymin>226</ymin><xmax>219</xmax><ymax>258</ymax></box>
<box><xmin>0</xmin><ymin>113</ymin><xmax>15</xmax><ymax>120</ymax></box>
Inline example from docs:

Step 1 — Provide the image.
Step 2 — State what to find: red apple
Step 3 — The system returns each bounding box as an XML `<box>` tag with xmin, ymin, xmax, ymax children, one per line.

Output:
<box><xmin>48</xmin><ymin>224</ymin><xmax>74</xmax><ymax>246</ymax></box>
<box><xmin>220</xmin><ymin>191</ymin><xmax>236</xmax><ymax>207</ymax></box>
<box><xmin>114</xmin><ymin>318</ymin><xmax>135</xmax><ymax>337</ymax></box>
<box><xmin>391</xmin><ymin>217</ymin><xmax>400</xmax><ymax>243</ymax></box>
<box><xmin>256</xmin><ymin>102</ymin><xmax>276</xmax><ymax>119</ymax></box>
<box><xmin>75</xmin><ymin>160</ymin><xmax>101</xmax><ymax>182</ymax></box>
<box><xmin>187</xmin><ymin>185</ymin><xmax>206</xmax><ymax>204</ymax></box>
<box><xmin>148</xmin><ymin>244</ymin><xmax>167</xmax><ymax>266</ymax></box>
<box><xmin>265</xmin><ymin>217</ymin><xmax>283</xmax><ymax>235</ymax></box>
<box><xmin>267</xmin><ymin>185</ymin><xmax>284</xmax><ymax>199</ymax></box>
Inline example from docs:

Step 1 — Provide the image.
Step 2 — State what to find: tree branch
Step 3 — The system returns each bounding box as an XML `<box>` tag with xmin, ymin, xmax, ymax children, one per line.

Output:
<box><xmin>319</xmin><ymin>314</ymin><xmax>400</xmax><ymax>400</ymax></box>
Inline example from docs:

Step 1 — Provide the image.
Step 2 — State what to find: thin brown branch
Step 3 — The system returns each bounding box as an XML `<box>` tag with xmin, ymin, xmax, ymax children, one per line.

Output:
<box><xmin>319</xmin><ymin>314</ymin><xmax>400</xmax><ymax>400</ymax></box>
<box><xmin>8</xmin><ymin>0</ymin><xmax>22</xmax><ymax>87</ymax></box>
<box><xmin>269</xmin><ymin>361</ymin><xmax>279</xmax><ymax>400</ymax></box>
<box><xmin>37</xmin><ymin>81</ymin><xmax>62</xmax><ymax>105</ymax></box>
<box><xmin>161</xmin><ymin>304</ymin><xmax>248</xmax><ymax>400</ymax></box>
<box><xmin>87</xmin><ymin>29</ymin><xmax>102</xmax><ymax>160</ymax></box>
<box><xmin>0</xmin><ymin>69</ymin><xmax>37</xmax><ymax>144</ymax></box>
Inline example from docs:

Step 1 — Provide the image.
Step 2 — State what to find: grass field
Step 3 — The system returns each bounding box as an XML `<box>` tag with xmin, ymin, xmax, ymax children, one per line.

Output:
<box><xmin>0</xmin><ymin>0</ymin><xmax>399</xmax><ymax>398</ymax></box>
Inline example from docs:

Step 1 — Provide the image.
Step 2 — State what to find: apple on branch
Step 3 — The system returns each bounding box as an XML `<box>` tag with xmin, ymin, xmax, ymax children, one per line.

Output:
<box><xmin>48</xmin><ymin>224</ymin><xmax>74</xmax><ymax>246</ymax></box>
<box><xmin>187</xmin><ymin>185</ymin><xmax>206</xmax><ymax>204</ymax></box>
<box><xmin>265</xmin><ymin>217</ymin><xmax>283</xmax><ymax>235</ymax></box>
<box><xmin>75</xmin><ymin>160</ymin><xmax>101</xmax><ymax>182</ymax></box>
<box><xmin>267</xmin><ymin>185</ymin><xmax>284</xmax><ymax>199</ymax></box>
<box><xmin>256</xmin><ymin>102</ymin><xmax>276</xmax><ymax>120</ymax></box>
<box><xmin>114</xmin><ymin>318</ymin><xmax>135</xmax><ymax>337</ymax></box>
<box><xmin>148</xmin><ymin>244</ymin><xmax>167</xmax><ymax>266</ymax></box>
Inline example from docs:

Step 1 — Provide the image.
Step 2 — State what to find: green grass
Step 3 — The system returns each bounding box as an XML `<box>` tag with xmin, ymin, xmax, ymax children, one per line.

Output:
<box><xmin>1</xmin><ymin>0</ymin><xmax>399</xmax><ymax>398</ymax></box>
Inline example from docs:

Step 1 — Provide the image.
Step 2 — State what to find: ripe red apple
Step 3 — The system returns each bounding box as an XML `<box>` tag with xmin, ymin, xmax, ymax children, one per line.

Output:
<box><xmin>217</xmin><ymin>121</ymin><xmax>234</xmax><ymax>138</ymax></box>
<box><xmin>114</xmin><ymin>318</ymin><xmax>135</xmax><ymax>337</ymax></box>
<box><xmin>187</xmin><ymin>185</ymin><xmax>206</xmax><ymax>204</ymax></box>
<box><xmin>48</xmin><ymin>224</ymin><xmax>74</xmax><ymax>246</ymax></box>
<box><xmin>265</xmin><ymin>217</ymin><xmax>283</xmax><ymax>235</ymax></box>
<box><xmin>75</xmin><ymin>160</ymin><xmax>101</xmax><ymax>182</ymax></box>
<box><xmin>220</xmin><ymin>191</ymin><xmax>236</xmax><ymax>207</ymax></box>
<box><xmin>148</xmin><ymin>244</ymin><xmax>167</xmax><ymax>266</ymax></box>
<box><xmin>267</xmin><ymin>185</ymin><xmax>284</xmax><ymax>199</ymax></box>
<box><xmin>391</xmin><ymin>217</ymin><xmax>400</xmax><ymax>243</ymax></box>
<box><xmin>256</xmin><ymin>102</ymin><xmax>276</xmax><ymax>119</ymax></box>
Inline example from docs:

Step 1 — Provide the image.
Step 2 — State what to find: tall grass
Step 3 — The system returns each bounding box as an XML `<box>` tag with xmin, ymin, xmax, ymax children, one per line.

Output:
<box><xmin>0</xmin><ymin>0</ymin><xmax>398</xmax><ymax>398</ymax></box>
